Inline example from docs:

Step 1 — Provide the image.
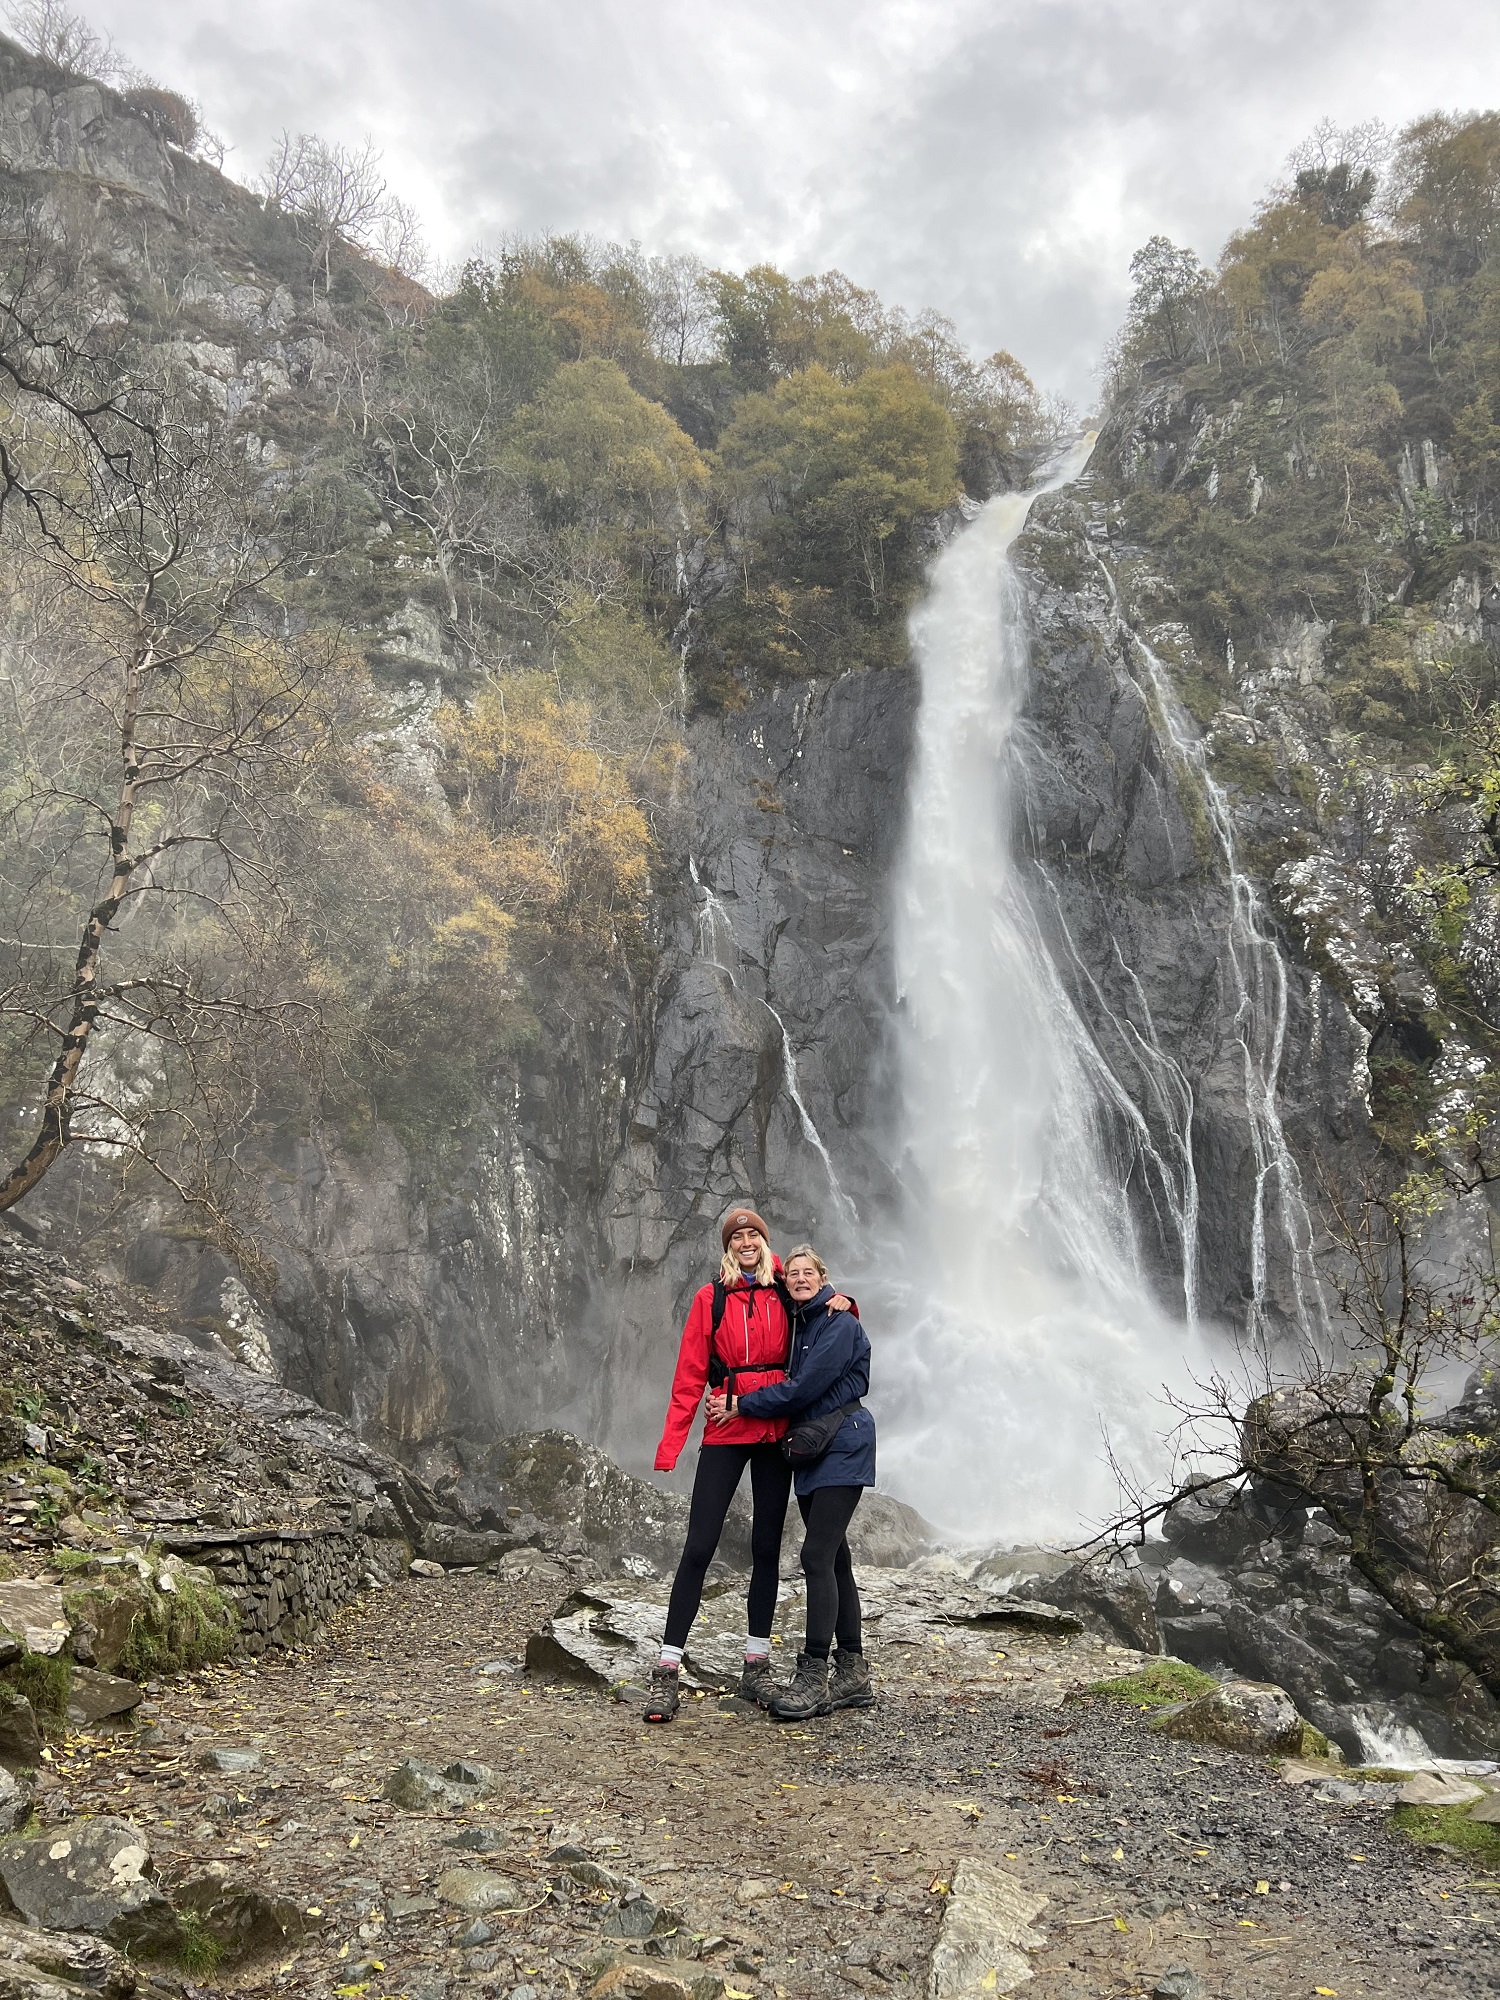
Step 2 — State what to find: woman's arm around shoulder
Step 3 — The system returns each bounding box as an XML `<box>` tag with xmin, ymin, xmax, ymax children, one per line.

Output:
<box><xmin>654</xmin><ymin>1283</ymin><xmax>714</xmax><ymax>1472</ymax></box>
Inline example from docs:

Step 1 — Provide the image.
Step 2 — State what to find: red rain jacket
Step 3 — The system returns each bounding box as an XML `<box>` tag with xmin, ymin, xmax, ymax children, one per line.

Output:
<box><xmin>654</xmin><ymin>1273</ymin><xmax>790</xmax><ymax>1470</ymax></box>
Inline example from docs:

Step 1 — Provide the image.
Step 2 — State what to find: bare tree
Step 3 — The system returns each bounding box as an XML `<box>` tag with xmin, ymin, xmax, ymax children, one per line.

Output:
<box><xmin>0</xmin><ymin>293</ymin><xmax>347</xmax><ymax>1223</ymax></box>
<box><xmin>259</xmin><ymin>132</ymin><xmax>410</xmax><ymax>290</ymax></box>
<box><xmin>4</xmin><ymin>0</ymin><xmax>130</xmax><ymax>82</ymax></box>
<box><xmin>1100</xmin><ymin>1176</ymin><xmax>1499</xmax><ymax>1699</ymax></box>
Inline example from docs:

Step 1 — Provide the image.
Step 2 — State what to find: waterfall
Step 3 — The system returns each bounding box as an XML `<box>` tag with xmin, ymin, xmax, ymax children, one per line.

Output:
<box><xmin>876</xmin><ymin>440</ymin><xmax>1216</xmax><ymax>1543</ymax></box>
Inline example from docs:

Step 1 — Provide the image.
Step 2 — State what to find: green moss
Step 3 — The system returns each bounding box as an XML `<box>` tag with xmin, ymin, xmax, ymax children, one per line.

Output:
<box><xmin>1391</xmin><ymin>1802</ymin><xmax>1500</xmax><ymax>1869</ymax></box>
<box><xmin>2</xmin><ymin>1649</ymin><xmax>72</xmax><ymax>1730</ymax></box>
<box><xmin>1294</xmin><ymin>1720</ymin><xmax>1341</xmax><ymax>1761</ymax></box>
<box><xmin>119</xmin><ymin>1572</ymin><xmax>238</xmax><ymax>1678</ymax></box>
<box><xmin>1083</xmin><ymin>1659</ymin><xmax>1218</xmax><ymax>1707</ymax></box>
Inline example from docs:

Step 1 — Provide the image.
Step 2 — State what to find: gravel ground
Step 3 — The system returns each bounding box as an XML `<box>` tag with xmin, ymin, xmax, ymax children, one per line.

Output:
<box><xmin>36</xmin><ymin>1570</ymin><xmax>1499</xmax><ymax>2000</ymax></box>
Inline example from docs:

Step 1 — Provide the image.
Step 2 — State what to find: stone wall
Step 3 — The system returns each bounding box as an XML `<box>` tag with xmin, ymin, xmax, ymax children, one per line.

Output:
<box><xmin>162</xmin><ymin>1528</ymin><xmax>406</xmax><ymax>1657</ymax></box>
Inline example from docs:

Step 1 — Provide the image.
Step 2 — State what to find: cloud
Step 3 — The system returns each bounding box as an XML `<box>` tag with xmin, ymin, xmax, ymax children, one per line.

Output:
<box><xmin>82</xmin><ymin>0</ymin><xmax>1500</xmax><ymax>398</ymax></box>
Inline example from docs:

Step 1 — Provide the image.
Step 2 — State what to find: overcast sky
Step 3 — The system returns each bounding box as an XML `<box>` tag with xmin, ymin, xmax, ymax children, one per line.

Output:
<box><xmin>80</xmin><ymin>0</ymin><xmax>1500</xmax><ymax>403</ymax></box>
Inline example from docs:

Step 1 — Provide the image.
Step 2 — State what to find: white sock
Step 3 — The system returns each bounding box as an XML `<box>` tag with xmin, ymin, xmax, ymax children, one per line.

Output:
<box><xmin>658</xmin><ymin>1645</ymin><xmax>684</xmax><ymax>1669</ymax></box>
<box><xmin>745</xmin><ymin>1637</ymin><xmax>772</xmax><ymax>1659</ymax></box>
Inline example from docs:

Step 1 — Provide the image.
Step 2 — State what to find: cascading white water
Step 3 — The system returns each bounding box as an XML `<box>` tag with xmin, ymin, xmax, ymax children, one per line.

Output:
<box><xmin>877</xmin><ymin>440</ymin><xmax>1217</xmax><ymax>1542</ymax></box>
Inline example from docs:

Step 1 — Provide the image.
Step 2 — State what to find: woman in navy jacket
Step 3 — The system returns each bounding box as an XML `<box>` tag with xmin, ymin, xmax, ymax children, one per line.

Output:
<box><xmin>709</xmin><ymin>1242</ymin><xmax>875</xmax><ymax>1721</ymax></box>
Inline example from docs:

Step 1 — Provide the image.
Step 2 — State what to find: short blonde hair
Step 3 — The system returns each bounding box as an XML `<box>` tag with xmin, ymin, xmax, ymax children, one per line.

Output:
<box><xmin>720</xmin><ymin>1236</ymin><xmax>775</xmax><ymax>1286</ymax></box>
<box><xmin>783</xmin><ymin>1242</ymin><xmax>828</xmax><ymax>1280</ymax></box>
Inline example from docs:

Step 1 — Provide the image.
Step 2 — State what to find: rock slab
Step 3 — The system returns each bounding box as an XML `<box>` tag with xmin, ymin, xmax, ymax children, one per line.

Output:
<box><xmin>928</xmin><ymin>1858</ymin><xmax>1048</xmax><ymax>1997</ymax></box>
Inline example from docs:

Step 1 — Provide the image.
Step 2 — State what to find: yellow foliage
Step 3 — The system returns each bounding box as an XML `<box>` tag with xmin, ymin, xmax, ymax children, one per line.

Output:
<box><xmin>446</xmin><ymin>673</ymin><xmax>653</xmax><ymax>947</ymax></box>
<box><xmin>509</xmin><ymin>358</ymin><xmax>708</xmax><ymax>528</ymax></box>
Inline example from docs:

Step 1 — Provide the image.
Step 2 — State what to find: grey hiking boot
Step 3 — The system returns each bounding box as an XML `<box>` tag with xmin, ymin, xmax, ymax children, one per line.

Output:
<box><xmin>827</xmin><ymin>1649</ymin><xmax>874</xmax><ymax>1710</ymax></box>
<box><xmin>767</xmin><ymin>1651</ymin><xmax>831</xmax><ymax>1721</ymax></box>
<box><xmin>643</xmin><ymin>1665</ymin><xmax>681</xmax><ymax>1723</ymax></box>
<box><xmin>738</xmin><ymin>1655</ymin><xmax>778</xmax><ymax>1707</ymax></box>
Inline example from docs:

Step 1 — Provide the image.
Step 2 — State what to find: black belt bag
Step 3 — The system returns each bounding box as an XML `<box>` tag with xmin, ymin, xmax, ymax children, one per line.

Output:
<box><xmin>781</xmin><ymin>1400</ymin><xmax>862</xmax><ymax>1467</ymax></box>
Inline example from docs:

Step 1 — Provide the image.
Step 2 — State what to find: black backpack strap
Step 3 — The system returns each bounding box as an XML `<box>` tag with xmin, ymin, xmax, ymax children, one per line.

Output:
<box><xmin>711</xmin><ymin>1279</ymin><xmax>727</xmax><ymax>1333</ymax></box>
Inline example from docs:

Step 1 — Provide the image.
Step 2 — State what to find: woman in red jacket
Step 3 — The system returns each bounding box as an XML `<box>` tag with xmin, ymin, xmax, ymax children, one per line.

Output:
<box><xmin>644</xmin><ymin>1206</ymin><xmax>795</xmax><ymax>1723</ymax></box>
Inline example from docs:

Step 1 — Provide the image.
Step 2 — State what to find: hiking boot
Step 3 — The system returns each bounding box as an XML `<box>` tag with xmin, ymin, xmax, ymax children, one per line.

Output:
<box><xmin>738</xmin><ymin>1655</ymin><xmax>778</xmax><ymax>1707</ymax></box>
<box><xmin>827</xmin><ymin>1649</ymin><xmax>874</xmax><ymax>1710</ymax></box>
<box><xmin>643</xmin><ymin>1665</ymin><xmax>681</xmax><ymax>1723</ymax></box>
<box><xmin>767</xmin><ymin>1652</ymin><xmax>831</xmax><ymax>1721</ymax></box>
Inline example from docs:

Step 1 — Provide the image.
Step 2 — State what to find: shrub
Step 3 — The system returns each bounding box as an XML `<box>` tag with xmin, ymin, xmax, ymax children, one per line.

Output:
<box><xmin>3</xmin><ymin>1648</ymin><xmax>71</xmax><ymax>1730</ymax></box>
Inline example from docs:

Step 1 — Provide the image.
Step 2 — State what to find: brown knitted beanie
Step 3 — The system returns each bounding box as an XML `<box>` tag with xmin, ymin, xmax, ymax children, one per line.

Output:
<box><xmin>721</xmin><ymin>1206</ymin><xmax>770</xmax><ymax>1249</ymax></box>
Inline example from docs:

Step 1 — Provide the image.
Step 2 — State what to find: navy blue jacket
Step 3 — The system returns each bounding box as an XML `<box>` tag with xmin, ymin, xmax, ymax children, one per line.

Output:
<box><xmin>736</xmin><ymin>1284</ymin><xmax>876</xmax><ymax>1495</ymax></box>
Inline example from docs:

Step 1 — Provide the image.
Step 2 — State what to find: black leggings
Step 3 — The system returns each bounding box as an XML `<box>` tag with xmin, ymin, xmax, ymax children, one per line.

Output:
<box><xmin>797</xmin><ymin>1485</ymin><xmax>864</xmax><ymax>1659</ymax></box>
<box><xmin>662</xmin><ymin>1442</ymin><xmax>792</xmax><ymax>1649</ymax></box>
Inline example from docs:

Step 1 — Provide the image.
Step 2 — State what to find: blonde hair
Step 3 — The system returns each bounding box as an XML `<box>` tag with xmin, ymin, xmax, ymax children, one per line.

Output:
<box><xmin>783</xmin><ymin>1242</ymin><xmax>828</xmax><ymax>1280</ymax></box>
<box><xmin>720</xmin><ymin>1236</ymin><xmax>775</xmax><ymax>1286</ymax></box>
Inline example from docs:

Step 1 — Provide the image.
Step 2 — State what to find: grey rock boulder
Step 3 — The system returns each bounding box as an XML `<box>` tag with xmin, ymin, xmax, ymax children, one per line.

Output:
<box><xmin>526</xmin><ymin>1590</ymin><xmax>743</xmax><ymax>1692</ymax></box>
<box><xmin>0</xmin><ymin>1817</ymin><xmax>177</xmax><ymax>1950</ymax></box>
<box><xmin>196</xmin><ymin>1746</ymin><xmax>262</xmax><ymax>1775</ymax></box>
<box><xmin>0</xmin><ymin>1691</ymin><xmax>44</xmax><ymax>1768</ymax></box>
<box><xmin>65</xmin><ymin>1671</ymin><xmax>142</xmax><ymax>1728</ymax></box>
<box><xmin>383</xmin><ymin>1757</ymin><xmax>499</xmax><ymax>1811</ymax></box>
<box><xmin>0</xmin><ymin>1766</ymin><xmax>33</xmax><ymax>1833</ymax></box>
<box><xmin>1149</xmin><ymin>1680</ymin><xmax>1306</xmax><ymax>1756</ymax></box>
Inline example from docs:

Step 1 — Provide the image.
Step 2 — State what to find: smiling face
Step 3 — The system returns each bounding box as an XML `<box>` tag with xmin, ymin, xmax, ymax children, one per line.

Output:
<box><xmin>729</xmin><ymin>1225</ymin><xmax>764</xmax><ymax>1270</ymax></box>
<box><xmin>785</xmin><ymin>1255</ymin><xmax>822</xmax><ymax>1302</ymax></box>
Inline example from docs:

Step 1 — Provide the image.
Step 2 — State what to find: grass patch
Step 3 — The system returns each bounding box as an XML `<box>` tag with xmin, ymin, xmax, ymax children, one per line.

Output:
<box><xmin>174</xmin><ymin>1910</ymin><xmax>224</xmax><ymax>1977</ymax></box>
<box><xmin>1391</xmin><ymin>1803</ymin><xmax>1500</xmax><ymax>1870</ymax></box>
<box><xmin>1083</xmin><ymin>1659</ymin><xmax>1217</xmax><ymax>1708</ymax></box>
<box><xmin>2</xmin><ymin>1648</ymin><xmax>72</xmax><ymax>1730</ymax></box>
<box><xmin>120</xmin><ymin>1572</ymin><xmax>238</xmax><ymax>1679</ymax></box>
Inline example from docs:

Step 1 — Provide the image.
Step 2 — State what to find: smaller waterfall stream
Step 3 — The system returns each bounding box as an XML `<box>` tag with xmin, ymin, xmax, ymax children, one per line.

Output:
<box><xmin>689</xmin><ymin>859</ymin><xmax>857</xmax><ymax>1226</ymax></box>
<box><xmin>878</xmin><ymin>441</ymin><xmax>1217</xmax><ymax>1541</ymax></box>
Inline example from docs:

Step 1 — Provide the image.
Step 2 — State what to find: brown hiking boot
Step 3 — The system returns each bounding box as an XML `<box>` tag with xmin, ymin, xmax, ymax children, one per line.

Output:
<box><xmin>643</xmin><ymin>1664</ymin><xmax>681</xmax><ymax>1723</ymax></box>
<box><xmin>738</xmin><ymin>1655</ymin><xmax>778</xmax><ymax>1707</ymax></box>
<box><xmin>827</xmin><ymin>1649</ymin><xmax>874</xmax><ymax>1709</ymax></box>
<box><xmin>767</xmin><ymin>1652</ymin><xmax>831</xmax><ymax>1721</ymax></box>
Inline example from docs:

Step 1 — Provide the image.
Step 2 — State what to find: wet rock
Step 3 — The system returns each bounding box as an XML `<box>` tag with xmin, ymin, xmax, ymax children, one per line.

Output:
<box><xmin>474</xmin><ymin>1435</ymin><xmax>694</xmax><ymax>1571</ymax></box>
<box><xmin>418</xmin><ymin>1523</ymin><xmax>517</xmax><ymax>1567</ymax></box>
<box><xmin>173</xmin><ymin>1862</ymin><xmax>305</xmax><ymax>1954</ymax></box>
<box><xmin>0</xmin><ymin>1691</ymin><xmax>44</xmax><ymax>1767</ymax></box>
<box><xmin>196</xmin><ymin>1746</ymin><xmax>261</xmax><ymax>1775</ymax></box>
<box><xmin>452</xmin><ymin>1917</ymin><xmax>493</xmax><ymax>1946</ymax></box>
<box><xmin>0</xmin><ymin>1914</ymin><xmax>136</xmax><ymax>1998</ymax></box>
<box><xmin>435</xmin><ymin>1867</ymin><xmax>523</xmax><ymax>1913</ymax></box>
<box><xmin>0</xmin><ymin>1582</ymin><xmax>71</xmax><ymax>1657</ymax></box>
<box><xmin>563</xmin><ymin>1858</ymin><xmax>635</xmax><ymax>1895</ymax></box>
<box><xmin>1149</xmin><ymin>1680</ymin><xmax>1305</xmax><ymax>1755</ymax></box>
<box><xmin>928</xmin><ymin>1857</ymin><xmax>1048</xmax><ymax>1997</ymax></box>
<box><xmin>1468</xmin><ymin>1790</ymin><xmax>1500</xmax><ymax>1823</ymax></box>
<box><xmin>64</xmin><ymin>1670</ymin><xmax>141</xmax><ymax>1728</ymax></box>
<box><xmin>1020</xmin><ymin>1554</ymin><xmax>1160</xmax><ymax>1651</ymax></box>
<box><xmin>843</xmin><ymin>1491</ymin><xmax>937</xmax><ymax>1567</ymax></box>
<box><xmin>0</xmin><ymin>1817</ymin><xmax>177</xmax><ymax>1950</ymax></box>
<box><xmin>408</xmin><ymin>1558</ymin><xmax>445</xmax><ymax>1579</ymax></box>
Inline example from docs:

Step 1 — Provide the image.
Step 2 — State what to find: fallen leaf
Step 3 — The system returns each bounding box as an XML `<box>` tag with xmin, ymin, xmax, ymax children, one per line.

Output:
<box><xmin>1255</xmin><ymin>1881</ymin><xmax>1269</xmax><ymax>1894</ymax></box>
<box><xmin>1112</xmin><ymin>1847</ymin><xmax>1124</xmax><ymax>1861</ymax></box>
<box><xmin>1113</xmin><ymin>1916</ymin><xmax>1129</xmax><ymax>1932</ymax></box>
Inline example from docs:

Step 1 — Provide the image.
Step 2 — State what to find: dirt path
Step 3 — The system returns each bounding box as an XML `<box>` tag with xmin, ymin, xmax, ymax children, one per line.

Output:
<box><xmin>47</xmin><ymin>1572</ymin><xmax>1499</xmax><ymax>2000</ymax></box>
